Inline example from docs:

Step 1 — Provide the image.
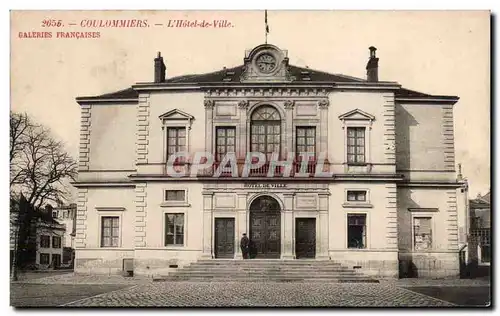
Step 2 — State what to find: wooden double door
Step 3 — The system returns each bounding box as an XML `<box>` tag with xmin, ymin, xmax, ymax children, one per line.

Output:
<box><xmin>295</xmin><ymin>218</ymin><xmax>316</xmax><ymax>259</ymax></box>
<box><xmin>214</xmin><ymin>218</ymin><xmax>235</xmax><ymax>258</ymax></box>
<box><xmin>249</xmin><ymin>196</ymin><xmax>281</xmax><ymax>259</ymax></box>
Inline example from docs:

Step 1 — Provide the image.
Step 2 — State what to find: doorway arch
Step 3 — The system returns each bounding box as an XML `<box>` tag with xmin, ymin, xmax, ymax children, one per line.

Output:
<box><xmin>249</xmin><ymin>195</ymin><xmax>281</xmax><ymax>258</ymax></box>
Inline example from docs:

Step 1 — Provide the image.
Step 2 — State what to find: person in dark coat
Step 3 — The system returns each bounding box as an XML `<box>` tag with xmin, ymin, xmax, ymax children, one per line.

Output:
<box><xmin>240</xmin><ymin>233</ymin><xmax>250</xmax><ymax>259</ymax></box>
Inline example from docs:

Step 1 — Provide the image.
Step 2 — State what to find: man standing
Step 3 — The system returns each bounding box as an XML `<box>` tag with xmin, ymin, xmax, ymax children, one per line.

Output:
<box><xmin>240</xmin><ymin>233</ymin><xmax>250</xmax><ymax>259</ymax></box>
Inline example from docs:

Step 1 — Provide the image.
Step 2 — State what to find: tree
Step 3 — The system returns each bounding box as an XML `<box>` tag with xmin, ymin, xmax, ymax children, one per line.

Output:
<box><xmin>10</xmin><ymin>111</ymin><xmax>77</xmax><ymax>208</ymax></box>
<box><xmin>10</xmin><ymin>112</ymin><xmax>30</xmax><ymax>187</ymax></box>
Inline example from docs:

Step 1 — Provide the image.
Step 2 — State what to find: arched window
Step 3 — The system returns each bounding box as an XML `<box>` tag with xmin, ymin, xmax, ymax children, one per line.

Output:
<box><xmin>250</xmin><ymin>106</ymin><xmax>281</xmax><ymax>160</ymax></box>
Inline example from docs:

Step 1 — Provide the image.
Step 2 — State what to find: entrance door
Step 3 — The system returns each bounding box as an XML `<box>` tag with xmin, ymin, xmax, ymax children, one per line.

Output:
<box><xmin>249</xmin><ymin>196</ymin><xmax>281</xmax><ymax>258</ymax></box>
<box><xmin>295</xmin><ymin>218</ymin><xmax>316</xmax><ymax>259</ymax></box>
<box><xmin>214</xmin><ymin>218</ymin><xmax>235</xmax><ymax>258</ymax></box>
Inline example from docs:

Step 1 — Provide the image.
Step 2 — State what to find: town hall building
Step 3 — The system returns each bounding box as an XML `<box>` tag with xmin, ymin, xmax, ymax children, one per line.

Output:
<box><xmin>74</xmin><ymin>43</ymin><xmax>468</xmax><ymax>278</ymax></box>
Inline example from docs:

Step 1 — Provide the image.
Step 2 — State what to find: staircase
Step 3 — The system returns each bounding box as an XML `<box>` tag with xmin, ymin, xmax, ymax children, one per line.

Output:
<box><xmin>160</xmin><ymin>259</ymin><xmax>379</xmax><ymax>283</ymax></box>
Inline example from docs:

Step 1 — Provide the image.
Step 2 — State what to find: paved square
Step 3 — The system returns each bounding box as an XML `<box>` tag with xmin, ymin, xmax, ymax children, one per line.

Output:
<box><xmin>62</xmin><ymin>281</ymin><xmax>455</xmax><ymax>307</ymax></box>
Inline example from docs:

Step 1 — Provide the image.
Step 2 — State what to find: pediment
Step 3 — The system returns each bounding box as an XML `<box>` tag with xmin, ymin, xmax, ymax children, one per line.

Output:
<box><xmin>159</xmin><ymin>109</ymin><xmax>194</xmax><ymax>121</ymax></box>
<box><xmin>338</xmin><ymin>109</ymin><xmax>375</xmax><ymax>121</ymax></box>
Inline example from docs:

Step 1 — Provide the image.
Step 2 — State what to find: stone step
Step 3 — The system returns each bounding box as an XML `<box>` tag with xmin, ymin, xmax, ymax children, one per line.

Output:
<box><xmin>163</xmin><ymin>277</ymin><xmax>378</xmax><ymax>283</ymax></box>
<box><xmin>171</xmin><ymin>271</ymin><xmax>359</xmax><ymax>277</ymax></box>
<box><xmin>163</xmin><ymin>259</ymin><xmax>376</xmax><ymax>283</ymax></box>
<box><xmin>177</xmin><ymin>269</ymin><xmax>357</xmax><ymax>274</ymax></box>
<box><xmin>170</xmin><ymin>271</ymin><xmax>360</xmax><ymax>277</ymax></box>
<box><xmin>191</xmin><ymin>262</ymin><xmax>341</xmax><ymax>267</ymax></box>
<box><xmin>197</xmin><ymin>260</ymin><xmax>334</xmax><ymax>262</ymax></box>
<box><xmin>188</xmin><ymin>266</ymin><xmax>347</xmax><ymax>270</ymax></box>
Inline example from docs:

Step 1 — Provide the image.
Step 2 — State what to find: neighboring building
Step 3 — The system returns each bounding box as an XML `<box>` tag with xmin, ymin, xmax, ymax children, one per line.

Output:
<box><xmin>74</xmin><ymin>43</ymin><xmax>467</xmax><ymax>278</ymax></box>
<box><xmin>51</xmin><ymin>203</ymin><xmax>77</xmax><ymax>267</ymax></box>
<box><xmin>10</xmin><ymin>202</ymin><xmax>66</xmax><ymax>270</ymax></box>
<box><xmin>469</xmin><ymin>192</ymin><xmax>491</xmax><ymax>265</ymax></box>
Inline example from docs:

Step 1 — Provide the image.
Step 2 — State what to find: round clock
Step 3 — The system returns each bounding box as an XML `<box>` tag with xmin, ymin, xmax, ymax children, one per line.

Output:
<box><xmin>256</xmin><ymin>53</ymin><xmax>277</xmax><ymax>73</ymax></box>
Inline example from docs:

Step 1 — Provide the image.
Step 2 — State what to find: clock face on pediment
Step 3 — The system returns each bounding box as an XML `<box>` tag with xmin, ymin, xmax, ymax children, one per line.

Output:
<box><xmin>255</xmin><ymin>53</ymin><xmax>277</xmax><ymax>73</ymax></box>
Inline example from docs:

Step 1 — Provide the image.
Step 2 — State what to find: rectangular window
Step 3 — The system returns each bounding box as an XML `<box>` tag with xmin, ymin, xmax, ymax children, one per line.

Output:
<box><xmin>347</xmin><ymin>214</ymin><xmax>367</xmax><ymax>249</ymax></box>
<box><xmin>52</xmin><ymin>210</ymin><xmax>58</xmax><ymax>218</ymax></box>
<box><xmin>347</xmin><ymin>127</ymin><xmax>366</xmax><ymax>164</ymax></box>
<box><xmin>165</xmin><ymin>190</ymin><xmax>186</xmax><ymax>202</ymax></box>
<box><xmin>166</xmin><ymin>127</ymin><xmax>186</xmax><ymax>159</ymax></box>
<box><xmin>296</xmin><ymin>127</ymin><xmax>316</xmax><ymax>159</ymax></box>
<box><xmin>39</xmin><ymin>253</ymin><xmax>50</xmax><ymax>265</ymax></box>
<box><xmin>347</xmin><ymin>190</ymin><xmax>367</xmax><ymax>202</ymax></box>
<box><xmin>216</xmin><ymin>127</ymin><xmax>236</xmax><ymax>162</ymax></box>
<box><xmin>413</xmin><ymin>217</ymin><xmax>432</xmax><ymax>250</ymax></box>
<box><xmin>40</xmin><ymin>235</ymin><xmax>50</xmax><ymax>248</ymax></box>
<box><xmin>101</xmin><ymin>216</ymin><xmax>120</xmax><ymax>247</ymax></box>
<box><xmin>52</xmin><ymin>236</ymin><xmax>61</xmax><ymax>248</ymax></box>
<box><xmin>165</xmin><ymin>213</ymin><xmax>184</xmax><ymax>246</ymax></box>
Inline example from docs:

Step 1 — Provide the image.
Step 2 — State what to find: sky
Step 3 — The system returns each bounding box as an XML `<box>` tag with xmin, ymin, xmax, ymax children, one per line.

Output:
<box><xmin>10</xmin><ymin>10</ymin><xmax>490</xmax><ymax>198</ymax></box>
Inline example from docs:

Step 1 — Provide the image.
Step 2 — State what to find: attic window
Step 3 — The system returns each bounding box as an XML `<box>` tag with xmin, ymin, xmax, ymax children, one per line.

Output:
<box><xmin>301</xmin><ymin>71</ymin><xmax>311</xmax><ymax>81</ymax></box>
<box><xmin>223</xmin><ymin>70</ymin><xmax>235</xmax><ymax>82</ymax></box>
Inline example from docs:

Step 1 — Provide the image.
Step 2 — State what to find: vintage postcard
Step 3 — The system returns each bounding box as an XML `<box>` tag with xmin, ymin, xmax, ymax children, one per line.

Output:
<box><xmin>9</xmin><ymin>10</ymin><xmax>491</xmax><ymax>307</ymax></box>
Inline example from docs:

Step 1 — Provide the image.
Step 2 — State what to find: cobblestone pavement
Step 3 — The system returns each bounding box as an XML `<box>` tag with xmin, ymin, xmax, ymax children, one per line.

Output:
<box><xmin>10</xmin><ymin>283</ymin><xmax>131</xmax><ymax>307</ymax></box>
<box><xmin>12</xmin><ymin>273</ymin><xmax>153</xmax><ymax>285</ymax></box>
<box><xmin>383</xmin><ymin>278</ymin><xmax>491</xmax><ymax>287</ymax></box>
<box><xmin>63</xmin><ymin>282</ymin><xmax>456</xmax><ymax>307</ymax></box>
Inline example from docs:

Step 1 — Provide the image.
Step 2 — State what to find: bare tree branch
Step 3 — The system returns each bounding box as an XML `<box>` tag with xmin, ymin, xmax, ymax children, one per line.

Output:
<box><xmin>10</xmin><ymin>111</ymin><xmax>77</xmax><ymax>209</ymax></box>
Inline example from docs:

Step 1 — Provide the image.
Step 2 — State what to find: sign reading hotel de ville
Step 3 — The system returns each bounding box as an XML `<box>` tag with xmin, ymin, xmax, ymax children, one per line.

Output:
<box><xmin>10</xmin><ymin>10</ymin><xmax>490</xmax><ymax>308</ymax></box>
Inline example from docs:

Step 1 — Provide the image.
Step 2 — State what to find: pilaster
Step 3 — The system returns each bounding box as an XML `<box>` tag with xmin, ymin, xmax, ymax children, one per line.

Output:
<box><xmin>284</xmin><ymin>100</ymin><xmax>294</xmax><ymax>156</ymax></box>
<box><xmin>136</xmin><ymin>95</ymin><xmax>151</xmax><ymax>164</ymax></box>
<box><xmin>235</xmin><ymin>193</ymin><xmax>248</xmax><ymax>259</ymax></box>
<box><xmin>134</xmin><ymin>183</ymin><xmax>147</xmax><ymax>247</ymax></box>
<box><xmin>205</xmin><ymin>100</ymin><xmax>215</xmax><ymax>154</ymax></box>
<box><xmin>75</xmin><ymin>188</ymin><xmax>88</xmax><ymax>248</ymax></box>
<box><xmin>317</xmin><ymin>192</ymin><xmax>330</xmax><ymax>259</ymax></box>
<box><xmin>202</xmin><ymin>191</ymin><xmax>214</xmax><ymax>259</ymax></box>
<box><xmin>446</xmin><ymin>189</ymin><xmax>459</xmax><ymax>251</ymax></box>
<box><xmin>282</xmin><ymin>193</ymin><xmax>294</xmax><ymax>259</ymax></box>
<box><xmin>318</xmin><ymin>99</ymin><xmax>329</xmax><ymax>158</ymax></box>
<box><xmin>238</xmin><ymin>100</ymin><xmax>249</xmax><ymax>159</ymax></box>
<box><xmin>78</xmin><ymin>105</ymin><xmax>92</xmax><ymax>171</ymax></box>
<box><xmin>385</xmin><ymin>184</ymin><xmax>398</xmax><ymax>249</ymax></box>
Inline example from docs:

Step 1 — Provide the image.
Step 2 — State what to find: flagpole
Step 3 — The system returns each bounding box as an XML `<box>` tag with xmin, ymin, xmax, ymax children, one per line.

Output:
<box><xmin>265</xmin><ymin>10</ymin><xmax>268</xmax><ymax>44</ymax></box>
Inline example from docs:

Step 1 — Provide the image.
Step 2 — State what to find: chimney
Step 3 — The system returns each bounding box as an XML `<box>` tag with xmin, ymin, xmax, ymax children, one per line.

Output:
<box><xmin>366</xmin><ymin>46</ymin><xmax>379</xmax><ymax>82</ymax></box>
<box><xmin>154</xmin><ymin>52</ymin><xmax>166</xmax><ymax>83</ymax></box>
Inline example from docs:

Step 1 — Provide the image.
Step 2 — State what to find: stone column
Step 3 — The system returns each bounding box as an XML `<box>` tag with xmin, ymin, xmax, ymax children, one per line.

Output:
<box><xmin>235</xmin><ymin>193</ymin><xmax>248</xmax><ymax>259</ymax></box>
<box><xmin>317</xmin><ymin>192</ymin><xmax>330</xmax><ymax>260</ymax></box>
<box><xmin>201</xmin><ymin>191</ymin><xmax>214</xmax><ymax>259</ymax></box>
<box><xmin>284</xmin><ymin>100</ymin><xmax>295</xmax><ymax>157</ymax></box>
<box><xmin>282</xmin><ymin>193</ymin><xmax>295</xmax><ymax>259</ymax></box>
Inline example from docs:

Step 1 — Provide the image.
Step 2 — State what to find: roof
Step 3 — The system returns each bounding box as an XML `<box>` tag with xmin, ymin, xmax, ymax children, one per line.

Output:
<box><xmin>162</xmin><ymin>64</ymin><xmax>366</xmax><ymax>84</ymax></box>
<box><xmin>470</xmin><ymin>198</ymin><xmax>490</xmax><ymax>209</ymax></box>
<box><xmin>76</xmin><ymin>87</ymin><xmax>138</xmax><ymax>101</ymax></box>
<box><xmin>395</xmin><ymin>88</ymin><xmax>458</xmax><ymax>100</ymax></box>
<box><xmin>480</xmin><ymin>191</ymin><xmax>491</xmax><ymax>204</ymax></box>
<box><xmin>76</xmin><ymin>65</ymin><xmax>458</xmax><ymax>102</ymax></box>
<box><xmin>10</xmin><ymin>198</ymin><xmax>63</xmax><ymax>226</ymax></box>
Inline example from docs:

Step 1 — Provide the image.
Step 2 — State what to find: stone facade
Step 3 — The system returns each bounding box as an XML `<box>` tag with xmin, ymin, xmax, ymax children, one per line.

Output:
<box><xmin>74</xmin><ymin>44</ymin><xmax>467</xmax><ymax>279</ymax></box>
